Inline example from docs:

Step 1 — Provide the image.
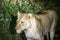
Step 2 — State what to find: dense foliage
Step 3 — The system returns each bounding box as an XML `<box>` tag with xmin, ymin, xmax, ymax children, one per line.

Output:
<box><xmin>0</xmin><ymin>0</ymin><xmax>60</xmax><ymax>40</ymax></box>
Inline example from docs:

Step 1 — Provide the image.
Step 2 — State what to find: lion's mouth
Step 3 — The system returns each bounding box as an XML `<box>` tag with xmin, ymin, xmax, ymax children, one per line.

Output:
<box><xmin>16</xmin><ymin>30</ymin><xmax>21</xmax><ymax>33</ymax></box>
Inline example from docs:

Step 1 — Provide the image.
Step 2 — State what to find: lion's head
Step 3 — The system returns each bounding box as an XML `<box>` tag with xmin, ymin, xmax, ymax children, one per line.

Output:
<box><xmin>15</xmin><ymin>11</ymin><xmax>36</xmax><ymax>33</ymax></box>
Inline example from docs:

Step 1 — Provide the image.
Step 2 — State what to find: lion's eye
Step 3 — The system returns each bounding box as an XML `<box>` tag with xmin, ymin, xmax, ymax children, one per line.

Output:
<box><xmin>21</xmin><ymin>21</ymin><xmax>23</xmax><ymax>23</ymax></box>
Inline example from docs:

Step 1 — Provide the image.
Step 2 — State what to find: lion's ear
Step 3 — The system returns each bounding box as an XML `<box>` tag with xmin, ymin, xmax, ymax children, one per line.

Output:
<box><xmin>28</xmin><ymin>13</ymin><xmax>33</xmax><ymax>19</ymax></box>
<box><xmin>29</xmin><ymin>14</ymin><xmax>32</xmax><ymax>18</ymax></box>
<box><xmin>17</xmin><ymin>11</ymin><xmax>23</xmax><ymax>18</ymax></box>
<box><xmin>17</xmin><ymin>11</ymin><xmax>23</xmax><ymax>23</ymax></box>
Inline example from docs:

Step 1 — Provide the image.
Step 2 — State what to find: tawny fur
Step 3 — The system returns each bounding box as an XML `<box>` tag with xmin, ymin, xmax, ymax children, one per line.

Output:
<box><xmin>15</xmin><ymin>10</ymin><xmax>58</xmax><ymax>40</ymax></box>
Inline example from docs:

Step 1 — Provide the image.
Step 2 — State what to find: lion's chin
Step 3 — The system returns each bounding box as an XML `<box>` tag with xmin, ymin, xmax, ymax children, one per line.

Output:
<box><xmin>16</xmin><ymin>30</ymin><xmax>21</xmax><ymax>33</ymax></box>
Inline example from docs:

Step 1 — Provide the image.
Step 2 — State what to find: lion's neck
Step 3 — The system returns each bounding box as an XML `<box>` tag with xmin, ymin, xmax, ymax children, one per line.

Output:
<box><xmin>24</xmin><ymin>26</ymin><xmax>40</xmax><ymax>39</ymax></box>
<box><xmin>24</xmin><ymin>18</ymin><xmax>40</xmax><ymax>39</ymax></box>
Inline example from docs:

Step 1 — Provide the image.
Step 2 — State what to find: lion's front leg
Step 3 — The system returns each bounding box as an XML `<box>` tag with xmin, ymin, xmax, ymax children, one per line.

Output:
<box><xmin>27</xmin><ymin>38</ymin><xmax>32</xmax><ymax>40</ymax></box>
<box><xmin>27</xmin><ymin>38</ymin><xmax>41</xmax><ymax>40</ymax></box>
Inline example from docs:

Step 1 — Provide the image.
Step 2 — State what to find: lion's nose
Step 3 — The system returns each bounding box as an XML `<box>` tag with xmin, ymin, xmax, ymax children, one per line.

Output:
<box><xmin>15</xmin><ymin>25</ymin><xmax>18</xmax><ymax>30</ymax></box>
<box><xmin>15</xmin><ymin>26</ymin><xmax>17</xmax><ymax>30</ymax></box>
<box><xmin>15</xmin><ymin>24</ymin><xmax>21</xmax><ymax>30</ymax></box>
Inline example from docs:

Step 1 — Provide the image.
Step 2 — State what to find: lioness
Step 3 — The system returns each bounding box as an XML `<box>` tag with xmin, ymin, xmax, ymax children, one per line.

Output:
<box><xmin>15</xmin><ymin>10</ymin><xmax>57</xmax><ymax>40</ymax></box>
